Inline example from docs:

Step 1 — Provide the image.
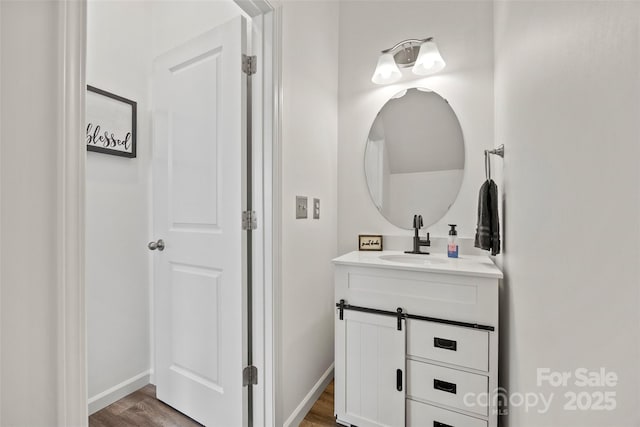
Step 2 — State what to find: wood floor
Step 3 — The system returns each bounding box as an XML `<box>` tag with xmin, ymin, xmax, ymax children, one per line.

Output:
<box><xmin>89</xmin><ymin>381</ymin><xmax>338</xmax><ymax>427</ymax></box>
<box><xmin>89</xmin><ymin>385</ymin><xmax>202</xmax><ymax>427</ymax></box>
<box><xmin>300</xmin><ymin>380</ymin><xmax>339</xmax><ymax>427</ymax></box>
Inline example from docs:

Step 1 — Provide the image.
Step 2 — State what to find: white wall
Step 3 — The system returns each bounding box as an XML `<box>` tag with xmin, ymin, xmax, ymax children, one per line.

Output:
<box><xmin>86</xmin><ymin>0</ymin><xmax>153</xmax><ymax>411</ymax></box>
<box><xmin>0</xmin><ymin>1</ymin><xmax>63</xmax><ymax>424</ymax></box>
<box><xmin>279</xmin><ymin>1</ymin><xmax>339</xmax><ymax>425</ymax></box>
<box><xmin>494</xmin><ymin>1</ymin><xmax>640</xmax><ymax>425</ymax></box>
<box><xmin>338</xmin><ymin>1</ymin><xmax>495</xmax><ymax>254</ymax></box>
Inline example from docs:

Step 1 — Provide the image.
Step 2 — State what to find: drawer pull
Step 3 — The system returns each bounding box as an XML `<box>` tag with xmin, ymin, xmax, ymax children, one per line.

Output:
<box><xmin>434</xmin><ymin>337</ymin><xmax>457</xmax><ymax>351</ymax></box>
<box><xmin>397</xmin><ymin>369</ymin><xmax>403</xmax><ymax>391</ymax></box>
<box><xmin>433</xmin><ymin>379</ymin><xmax>457</xmax><ymax>394</ymax></box>
<box><xmin>434</xmin><ymin>422</ymin><xmax>454</xmax><ymax>427</ymax></box>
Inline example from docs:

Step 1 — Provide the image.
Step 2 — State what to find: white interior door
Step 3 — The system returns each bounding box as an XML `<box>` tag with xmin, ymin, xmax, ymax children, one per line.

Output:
<box><xmin>151</xmin><ymin>16</ymin><xmax>247</xmax><ymax>427</ymax></box>
<box><xmin>335</xmin><ymin>310</ymin><xmax>406</xmax><ymax>427</ymax></box>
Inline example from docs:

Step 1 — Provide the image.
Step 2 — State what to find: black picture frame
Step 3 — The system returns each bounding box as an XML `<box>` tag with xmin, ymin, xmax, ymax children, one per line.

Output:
<box><xmin>86</xmin><ymin>85</ymin><xmax>137</xmax><ymax>158</ymax></box>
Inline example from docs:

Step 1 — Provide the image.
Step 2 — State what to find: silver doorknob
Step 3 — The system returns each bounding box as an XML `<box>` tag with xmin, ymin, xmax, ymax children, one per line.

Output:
<box><xmin>148</xmin><ymin>239</ymin><xmax>165</xmax><ymax>251</ymax></box>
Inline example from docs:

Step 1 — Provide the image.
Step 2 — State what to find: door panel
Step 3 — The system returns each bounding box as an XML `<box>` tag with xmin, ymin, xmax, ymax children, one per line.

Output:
<box><xmin>170</xmin><ymin>264</ymin><xmax>221</xmax><ymax>388</ymax></box>
<box><xmin>168</xmin><ymin>49</ymin><xmax>220</xmax><ymax>227</ymax></box>
<box><xmin>152</xmin><ymin>16</ymin><xmax>247</xmax><ymax>427</ymax></box>
<box><xmin>335</xmin><ymin>310</ymin><xmax>406</xmax><ymax>427</ymax></box>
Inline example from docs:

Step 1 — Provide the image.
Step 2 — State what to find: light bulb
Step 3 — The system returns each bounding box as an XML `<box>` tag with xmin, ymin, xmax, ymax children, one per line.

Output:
<box><xmin>412</xmin><ymin>41</ymin><xmax>446</xmax><ymax>76</ymax></box>
<box><xmin>371</xmin><ymin>53</ymin><xmax>402</xmax><ymax>85</ymax></box>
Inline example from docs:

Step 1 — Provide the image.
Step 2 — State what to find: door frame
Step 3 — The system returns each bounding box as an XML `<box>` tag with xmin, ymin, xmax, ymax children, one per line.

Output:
<box><xmin>242</xmin><ymin>4</ymin><xmax>281</xmax><ymax>426</ymax></box>
<box><xmin>57</xmin><ymin>0</ymin><xmax>280</xmax><ymax>426</ymax></box>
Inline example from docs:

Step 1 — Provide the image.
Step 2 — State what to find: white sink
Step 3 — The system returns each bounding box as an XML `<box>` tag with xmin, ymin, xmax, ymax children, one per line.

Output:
<box><xmin>378</xmin><ymin>254</ymin><xmax>448</xmax><ymax>265</ymax></box>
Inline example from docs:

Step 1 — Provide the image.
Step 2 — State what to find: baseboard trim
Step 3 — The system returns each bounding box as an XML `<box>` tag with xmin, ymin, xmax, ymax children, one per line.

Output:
<box><xmin>88</xmin><ymin>370</ymin><xmax>151</xmax><ymax>415</ymax></box>
<box><xmin>283</xmin><ymin>363</ymin><xmax>335</xmax><ymax>427</ymax></box>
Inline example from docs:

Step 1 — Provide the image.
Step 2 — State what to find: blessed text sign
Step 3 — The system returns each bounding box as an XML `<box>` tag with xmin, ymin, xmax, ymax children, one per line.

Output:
<box><xmin>86</xmin><ymin>85</ymin><xmax>137</xmax><ymax>158</ymax></box>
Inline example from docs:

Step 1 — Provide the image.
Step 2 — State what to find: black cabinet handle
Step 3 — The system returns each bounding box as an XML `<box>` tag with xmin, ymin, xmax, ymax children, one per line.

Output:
<box><xmin>434</xmin><ymin>337</ymin><xmax>457</xmax><ymax>351</ymax></box>
<box><xmin>396</xmin><ymin>369</ymin><xmax>403</xmax><ymax>391</ymax></box>
<box><xmin>434</xmin><ymin>422</ymin><xmax>454</xmax><ymax>427</ymax></box>
<box><xmin>433</xmin><ymin>379</ymin><xmax>457</xmax><ymax>394</ymax></box>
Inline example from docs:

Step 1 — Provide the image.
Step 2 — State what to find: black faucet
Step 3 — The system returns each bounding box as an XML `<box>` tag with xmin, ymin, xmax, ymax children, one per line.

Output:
<box><xmin>405</xmin><ymin>214</ymin><xmax>430</xmax><ymax>255</ymax></box>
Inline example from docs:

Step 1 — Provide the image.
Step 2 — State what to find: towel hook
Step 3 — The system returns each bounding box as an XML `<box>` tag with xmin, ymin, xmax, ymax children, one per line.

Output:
<box><xmin>484</xmin><ymin>144</ymin><xmax>504</xmax><ymax>181</ymax></box>
<box><xmin>484</xmin><ymin>150</ymin><xmax>491</xmax><ymax>180</ymax></box>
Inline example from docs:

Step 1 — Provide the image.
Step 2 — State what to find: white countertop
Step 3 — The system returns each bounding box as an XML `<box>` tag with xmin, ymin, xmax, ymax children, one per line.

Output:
<box><xmin>332</xmin><ymin>250</ymin><xmax>503</xmax><ymax>279</ymax></box>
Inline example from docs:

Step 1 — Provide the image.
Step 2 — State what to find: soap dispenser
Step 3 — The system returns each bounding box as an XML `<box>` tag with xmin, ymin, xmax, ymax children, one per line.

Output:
<box><xmin>448</xmin><ymin>224</ymin><xmax>459</xmax><ymax>258</ymax></box>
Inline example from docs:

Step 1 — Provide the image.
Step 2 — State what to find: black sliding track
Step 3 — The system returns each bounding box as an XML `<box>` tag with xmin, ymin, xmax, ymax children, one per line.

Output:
<box><xmin>336</xmin><ymin>299</ymin><xmax>495</xmax><ymax>332</ymax></box>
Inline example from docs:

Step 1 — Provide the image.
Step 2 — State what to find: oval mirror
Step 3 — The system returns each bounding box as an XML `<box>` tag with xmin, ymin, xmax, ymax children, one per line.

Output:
<box><xmin>364</xmin><ymin>88</ymin><xmax>465</xmax><ymax>229</ymax></box>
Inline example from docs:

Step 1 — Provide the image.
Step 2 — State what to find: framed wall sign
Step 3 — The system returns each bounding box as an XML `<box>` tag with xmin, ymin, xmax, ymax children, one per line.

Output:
<box><xmin>358</xmin><ymin>234</ymin><xmax>383</xmax><ymax>251</ymax></box>
<box><xmin>86</xmin><ymin>85</ymin><xmax>137</xmax><ymax>158</ymax></box>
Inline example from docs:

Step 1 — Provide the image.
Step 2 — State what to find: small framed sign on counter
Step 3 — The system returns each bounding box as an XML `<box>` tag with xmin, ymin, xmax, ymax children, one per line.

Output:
<box><xmin>358</xmin><ymin>235</ymin><xmax>383</xmax><ymax>251</ymax></box>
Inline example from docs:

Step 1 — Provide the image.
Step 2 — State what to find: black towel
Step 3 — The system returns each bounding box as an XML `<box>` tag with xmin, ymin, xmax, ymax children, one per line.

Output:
<box><xmin>474</xmin><ymin>179</ymin><xmax>501</xmax><ymax>256</ymax></box>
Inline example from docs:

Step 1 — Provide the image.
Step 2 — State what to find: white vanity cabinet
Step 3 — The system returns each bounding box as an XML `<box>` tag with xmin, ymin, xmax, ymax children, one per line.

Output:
<box><xmin>333</xmin><ymin>251</ymin><xmax>503</xmax><ymax>427</ymax></box>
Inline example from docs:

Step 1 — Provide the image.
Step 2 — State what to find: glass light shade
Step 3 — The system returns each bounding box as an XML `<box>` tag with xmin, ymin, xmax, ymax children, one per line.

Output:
<box><xmin>412</xmin><ymin>41</ymin><xmax>446</xmax><ymax>76</ymax></box>
<box><xmin>371</xmin><ymin>53</ymin><xmax>402</xmax><ymax>85</ymax></box>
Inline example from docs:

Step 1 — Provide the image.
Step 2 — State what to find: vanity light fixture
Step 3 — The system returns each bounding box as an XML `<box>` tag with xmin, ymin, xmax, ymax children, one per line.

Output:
<box><xmin>371</xmin><ymin>37</ymin><xmax>446</xmax><ymax>85</ymax></box>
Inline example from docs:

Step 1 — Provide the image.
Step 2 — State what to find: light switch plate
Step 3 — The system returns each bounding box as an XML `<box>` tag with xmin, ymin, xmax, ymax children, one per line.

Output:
<box><xmin>296</xmin><ymin>196</ymin><xmax>308</xmax><ymax>219</ymax></box>
<box><xmin>313</xmin><ymin>198</ymin><xmax>320</xmax><ymax>219</ymax></box>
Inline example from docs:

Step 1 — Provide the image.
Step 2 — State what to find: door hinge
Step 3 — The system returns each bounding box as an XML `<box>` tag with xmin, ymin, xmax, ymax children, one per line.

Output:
<box><xmin>243</xmin><ymin>365</ymin><xmax>258</xmax><ymax>386</ymax></box>
<box><xmin>242</xmin><ymin>210</ymin><xmax>257</xmax><ymax>230</ymax></box>
<box><xmin>242</xmin><ymin>54</ymin><xmax>257</xmax><ymax>75</ymax></box>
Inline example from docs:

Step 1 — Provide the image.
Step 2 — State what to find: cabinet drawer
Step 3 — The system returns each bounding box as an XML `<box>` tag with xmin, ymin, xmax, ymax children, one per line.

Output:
<box><xmin>407</xmin><ymin>399</ymin><xmax>487</xmax><ymax>427</ymax></box>
<box><xmin>407</xmin><ymin>360</ymin><xmax>488</xmax><ymax>416</ymax></box>
<box><xmin>407</xmin><ymin>320</ymin><xmax>489</xmax><ymax>371</ymax></box>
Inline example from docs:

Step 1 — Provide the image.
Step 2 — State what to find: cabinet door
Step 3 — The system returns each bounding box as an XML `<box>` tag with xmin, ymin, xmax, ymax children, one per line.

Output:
<box><xmin>335</xmin><ymin>310</ymin><xmax>405</xmax><ymax>427</ymax></box>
